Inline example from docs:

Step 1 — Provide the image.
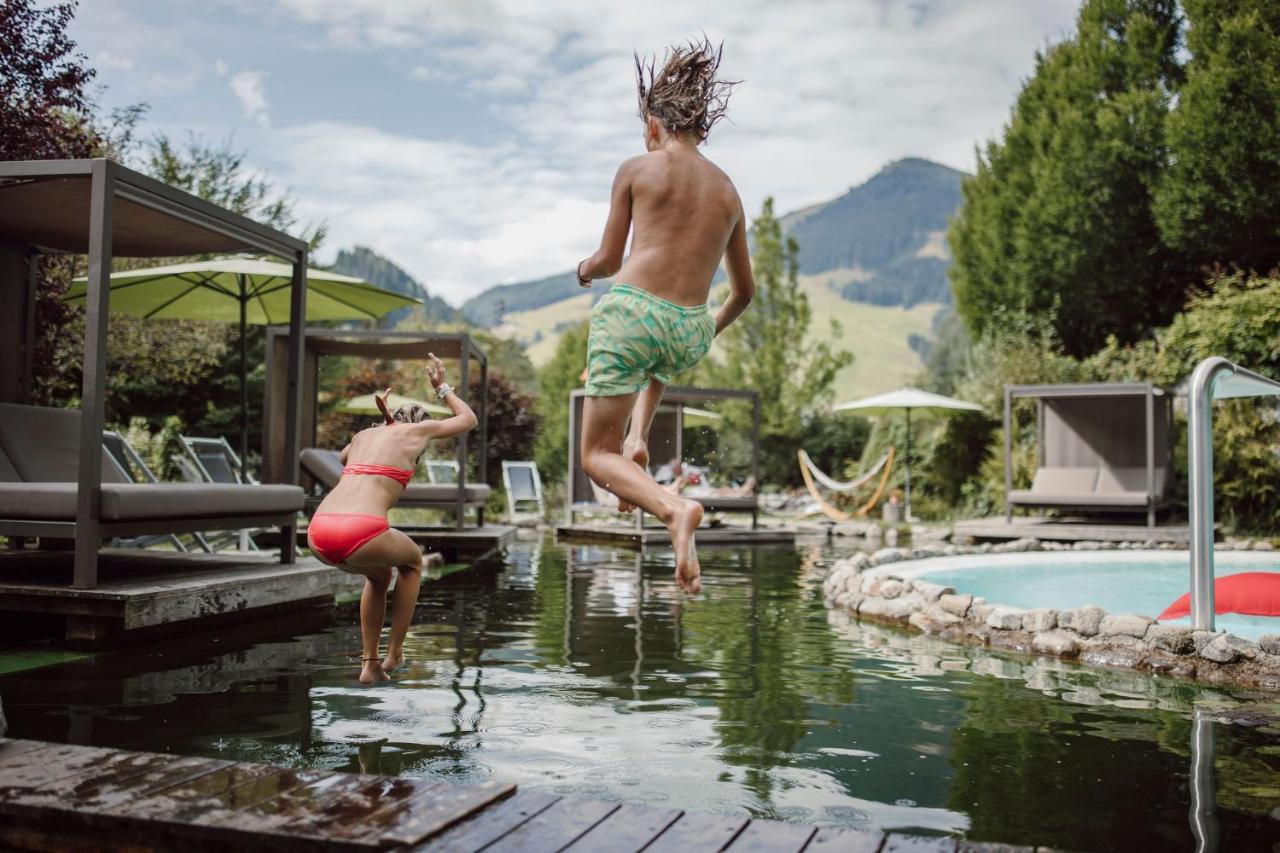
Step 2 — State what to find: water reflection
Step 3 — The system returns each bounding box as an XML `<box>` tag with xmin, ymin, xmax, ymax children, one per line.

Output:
<box><xmin>1</xmin><ymin>536</ymin><xmax>1279</xmax><ymax>849</ymax></box>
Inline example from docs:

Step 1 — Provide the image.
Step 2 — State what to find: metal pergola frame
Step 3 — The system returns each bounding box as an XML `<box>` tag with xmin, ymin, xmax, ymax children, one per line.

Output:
<box><xmin>264</xmin><ymin>328</ymin><xmax>489</xmax><ymax>530</ymax></box>
<box><xmin>1004</xmin><ymin>382</ymin><xmax>1172</xmax><ymax>529</ymax></box>
<box><xmin>566</xmin><ymin>386</ymin><xmax>762</xmax><ymax>529</ymax></box>
<box><xmin>0</xmin><ymin>159</ymin><xmax>309</xmax><ymax>588</ymax></box>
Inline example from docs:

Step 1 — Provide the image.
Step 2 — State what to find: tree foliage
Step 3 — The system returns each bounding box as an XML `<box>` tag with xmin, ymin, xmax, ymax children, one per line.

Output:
<box><xmin>701</xmin><ymin>198</ymin><xmax>853</xmax><ymax>484</ymax></box>
<box><xmin>1153</xmin><ymin>0</ymin><xmax>1280</xmax><ymax>273</ymax></box>
<box><xmin>949</xmin><ymin>0</ymin><xmax>1183</xmax><ymax>356</ymax></box>
<box><xmin>533</xmin><ymin>320</ymin><xmax>590</xmax><ymax>486</ymax></box>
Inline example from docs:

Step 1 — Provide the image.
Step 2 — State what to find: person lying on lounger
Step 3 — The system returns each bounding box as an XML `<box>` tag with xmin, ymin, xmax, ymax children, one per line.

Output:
<box><xmin>307</xmin><ymin>354</ymin><xmax>477</xmax><ymax>684</ymax></box>
<box><xmin>575</xmin><ymin>37</ymin><xmax>754</xmax><ymax>595</ymax></box>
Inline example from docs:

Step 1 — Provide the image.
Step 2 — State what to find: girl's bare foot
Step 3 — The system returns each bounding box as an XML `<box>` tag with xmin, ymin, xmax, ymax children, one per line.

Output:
<box><xmin>359</xmin><ymin>659</ymin><xmax>388</xmax><ymax>685</ymax></box>
<box><xmin>617</xmin><ymin>439</ymin><xmax>650</xmax><ymax>513</ymax></box>
<box><xmin>669</xmin><ymin>499</ymin><xmax>703</xmax><ymax>594</ymax></box>
<box><xmin>381</xmin><ymin>648</ymin><xmax>406</xmax><ymax>675</ymax></box>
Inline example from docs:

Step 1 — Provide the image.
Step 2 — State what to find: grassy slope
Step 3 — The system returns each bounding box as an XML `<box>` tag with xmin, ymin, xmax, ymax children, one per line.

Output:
<box><xmin>503</xmin><ymin>278</ymin><xmax>942</xmax><ymax>398</ymax></box>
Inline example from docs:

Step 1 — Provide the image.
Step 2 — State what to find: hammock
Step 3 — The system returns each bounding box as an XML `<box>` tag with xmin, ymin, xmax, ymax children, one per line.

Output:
<box><xmin>797</xmin><ymin>447</ymin><xmax>896</xmax><ymax>522</ymax></box>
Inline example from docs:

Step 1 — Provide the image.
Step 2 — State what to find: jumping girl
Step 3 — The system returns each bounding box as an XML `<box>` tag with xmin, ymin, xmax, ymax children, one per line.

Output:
<box><xmin>307</xmin><ymin>354</ymin><xmax>478</xmax><ymax>684</ymax></box>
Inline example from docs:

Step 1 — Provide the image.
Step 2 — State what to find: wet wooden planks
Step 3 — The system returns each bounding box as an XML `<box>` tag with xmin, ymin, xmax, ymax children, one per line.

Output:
<box><xmin>0</xmin><ymin>739</ymin><xmax>1059</xmax><ymax>853</ymax></box>
<box><xmin>0</xmin><ymin>738</ymin><xmax>511</xmax><ymax>852</ymax></box>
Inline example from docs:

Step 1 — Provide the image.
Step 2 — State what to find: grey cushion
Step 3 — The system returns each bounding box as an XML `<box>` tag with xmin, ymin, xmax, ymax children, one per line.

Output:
<box><xmin>1030</xmin><ymin>467</ymin><xmax>1097</xmax><ymax>494</ymax></box>
<box><xmin>1009</xmin><ymin>489</ymin><xmax>1152</xmax><ymax>508</ymax></box>
<box><xmin>402</xmin><ymin>483</ymin><xmax>490</xmax><ymax>504</ymax></box>
<box><xmin>0</xmin><ymin>482</ymin><xmax>303</xmax><ymax>521</ymax></box>
<box><xmin>1097</xmin><ymin>467</ymin><xmax>1169</xmax><ymax>496</ymax></box>
<box><xmin>0</xmin><ymin>443</ymin><xmax>19</xmax><ymax>483</ymax></box>
<box><xmin>300</xmin><ymin>448</ymin><xmax>343</xmax><ymax>489</ymax></box>
<box><xmin>0</xmin><ymin>403</ymin><xmax>127</xmax><ymax>483</ymax></box>
<box><xmin>693</xmin><ymin>495</ymin><xmax>757</xmax><ymax>511</ymax></box>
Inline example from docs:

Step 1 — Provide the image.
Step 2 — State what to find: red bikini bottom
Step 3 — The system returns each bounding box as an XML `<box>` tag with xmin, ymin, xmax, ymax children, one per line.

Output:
<box><xmin>307</xmin><ymin>513</ymin><xmax>389</xmax><ymax>565</ymax></box>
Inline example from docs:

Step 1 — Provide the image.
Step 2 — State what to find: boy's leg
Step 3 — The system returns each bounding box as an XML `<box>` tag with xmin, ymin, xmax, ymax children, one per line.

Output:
<box><xmin>344</xmin><ymin>529</ymin><xmax>424</xmax><ymax>675</ymax></box>
<box><xmin>618</xmin><ymin>378</ymin><xmax>666</xmax><ymax>512</ymax></box>
<box><xmin>582</xmin><ymin>393</ymin><xmax>703</xmax><ymax>593</ymax></box>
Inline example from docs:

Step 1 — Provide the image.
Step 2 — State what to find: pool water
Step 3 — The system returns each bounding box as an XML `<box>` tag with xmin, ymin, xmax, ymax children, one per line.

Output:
<box><xmin>889</xmin><ymin>551</ymin><xmax>1280</xmax><ymax>640</ymax></box>
<box><xmin>2</xmin><ymin>536</ymin><xmax>1280</xmax><ymax>850</ymax></box>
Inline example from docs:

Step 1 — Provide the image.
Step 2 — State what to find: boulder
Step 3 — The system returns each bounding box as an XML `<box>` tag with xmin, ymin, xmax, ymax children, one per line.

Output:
<box><xmin>1260</xmin><ymin>634</ymin><xmax>1280</xmax><ymax>656</ymax></box>
<box><xmin>969</xmin><ymin>603</ymin><xmax>995</xmax><ymax>624</ymax></box>
<box><xmin>1021</xmin><ymin>609</ymin><xmax>1058</xmax><ymax>633</ymax></box>
<box><xmin>1200</xmin><ymin>635</ymin><xmax>1241</xmax><ymax>663</ymax></box>
<box><xmin>909</xmin><ymin>609</ymin><xmax>962</xmax><ymax>636</ymax></box>
<box><xmin>1254</xmin><ymin>540</ymin><xmax>1275</xmax><ymax>552</ymax></box>
<box><xmin>858</xmin><ymin>595</ymin><xmax>919</xmax><ymax>622</ymax></box>
<box><xmin>860</xmin><ymin>574</ymin><xmax>885</xmax><ymax>595</ymax></box>
<box><xmin>1032</xmin><ymin>630</ymin><xmax>1080</xmax><ymax>657</ymax></box>
<box><xmin>1146</xmin><ymin>624</ymin><xmax>1195</xmax><ymax>655</ymax></box>
<box><xmin>911</xmin><ymin>580</ymin><xmax>954</xmax><ymax>603</ymax></box>
<box><xmin>1100</xmin><ymin>613</ymin><xmax>1155</xmax><ymax>639</ymax></box>
<box><xmin>878</xmin><ymin>579</ymin><xmax>905</xmax><ymax>600</ymax></box>
<box><xmin>871</xmin><ymin>547</ymin><xmax>907</xmax><ymax>564</ymax></box>
<box><xmin>986</xmin><ymin>606</ymin><xmax>1026</xmax><ymax>631</ymax></box>
<box><xmin>938</xmin><ymin>593</ymin><xmax>973</xmax><ymax>618</ymax></box>
<box><xmin>1068</xmin><ymin>605</ymin><xmax>1106</xmax><ymax>637</ymax></box>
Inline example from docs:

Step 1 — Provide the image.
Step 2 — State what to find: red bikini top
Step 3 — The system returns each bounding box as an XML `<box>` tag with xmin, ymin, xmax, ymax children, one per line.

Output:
<box><xmin>342</xmin><ymin>462</ymin><xmax>414</xmax><ymax>487</ymax></box>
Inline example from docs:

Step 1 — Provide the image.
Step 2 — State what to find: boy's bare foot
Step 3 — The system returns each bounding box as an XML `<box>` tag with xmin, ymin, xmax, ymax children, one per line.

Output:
<box><xmin>359</xmin><ymin>659</ymin><xmax>389</xmax><ymax>685</ymax></box>
<box><xmin>670</xmin><ymin>499</ymin><xmax>703</xmax><ymax>594</ymax></box>
<box><xmin>617</xmin><ymin>438</ymin><xmax>650</xmax><ymax>513</ymax></box>
<box><xmin>381</xmin><ymin>648</ymin><xmax>406</xmax><ymax>675</ymax></box>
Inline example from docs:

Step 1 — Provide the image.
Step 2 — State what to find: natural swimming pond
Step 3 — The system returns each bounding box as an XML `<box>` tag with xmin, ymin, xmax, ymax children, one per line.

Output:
<box><xmin>2</xmin><ymin>535</ymin><xmax>1279</xmax><ymax>850</ymax></box>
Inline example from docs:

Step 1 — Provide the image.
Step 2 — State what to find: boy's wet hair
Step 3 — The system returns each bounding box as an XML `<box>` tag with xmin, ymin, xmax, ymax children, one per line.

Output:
<box><xmin>635</xmin><ymin>36</ymin><xmax>737</xmax><ymax>143</ymax></box>
<box><xmin>392</xmin><ymin>403</ymin><xmax>432</xmax><ymax>424</ymax></box>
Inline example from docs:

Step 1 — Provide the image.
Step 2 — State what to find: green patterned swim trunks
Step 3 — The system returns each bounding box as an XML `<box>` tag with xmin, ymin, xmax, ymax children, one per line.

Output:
<box><xmin>585</xmin><ymin>283</ymin><xmax>715</xmax><ymax>397</ymax></box>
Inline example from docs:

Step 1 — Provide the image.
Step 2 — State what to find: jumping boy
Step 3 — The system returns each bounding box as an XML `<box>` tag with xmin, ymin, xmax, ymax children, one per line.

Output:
<box><xmin>576</xmin><ymin>38</ymin><xmax>755</xmax><ymax>595</ymax></box>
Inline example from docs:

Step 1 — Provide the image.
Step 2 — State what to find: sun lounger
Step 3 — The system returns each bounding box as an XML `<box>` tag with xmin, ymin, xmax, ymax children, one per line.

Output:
<box><xmin>501</xmin><ymin>461</ymin><xmax>544</xmax><ymax>521</ymax></box>
<box><xmin>0</xmin><ymin>404</ymin><xmax>303</xmax><ymax>573</ymax></box>
<box><xmin>299</xmin><ymin>448</ymin><xmax>490</xmax><ymax>519</ymax></box>
<box><xmin>102</xmin><ymin>430</ymin><xmax>211</xmax><ymax>553</ymax></box>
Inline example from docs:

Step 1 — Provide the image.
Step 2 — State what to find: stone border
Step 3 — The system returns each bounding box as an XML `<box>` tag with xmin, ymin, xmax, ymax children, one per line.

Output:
<box><xmin>821</xmin><ymin>538</ymin><xmax>1280</xmax><ymax>691</ymax></box>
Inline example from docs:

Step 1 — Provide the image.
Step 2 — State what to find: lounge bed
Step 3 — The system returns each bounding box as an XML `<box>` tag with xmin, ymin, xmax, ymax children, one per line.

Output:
<box><xmin>0</xmin><ymin>403</ymin><xmax>303</xmax><ymax>565</ymax></box>
<box><xmin>299</xmin><ymin>448</ymin><xmax>490</xmax><ymax>524</ymax></box>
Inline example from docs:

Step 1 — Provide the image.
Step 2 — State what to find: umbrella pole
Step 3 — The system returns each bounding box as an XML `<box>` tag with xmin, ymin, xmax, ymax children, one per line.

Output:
<box><xmin>239</xmin><ymin>290</ymin><xmax>248</xmax><ymax>481</ymax></box>
<box><xmin>905</xmin><ymin>408</ymin><xmax>913</xmax><ymax>523</ymax></box>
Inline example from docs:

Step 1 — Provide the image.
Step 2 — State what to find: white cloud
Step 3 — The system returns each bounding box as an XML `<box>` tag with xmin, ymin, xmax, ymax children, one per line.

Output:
<box><xmin>230</xmin><ymin>70</ymin><xmax>270</xmax><ymax>126</ymax></box>
<box><xmin>214</xmin><ymin>59</ymin><xmax>229</xmax><ymax>76</ymax></box>
<box><xmin>97</xmin><ymin>50</ymin><xmax>134</xmax><ymax>70</ymax></box>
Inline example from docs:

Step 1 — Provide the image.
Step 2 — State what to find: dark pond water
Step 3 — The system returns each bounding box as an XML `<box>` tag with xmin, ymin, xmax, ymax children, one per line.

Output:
<box><xmin>2</xmin><ymin>535</ymin><xmax>1279</xmax><ymax>850</ymax></box>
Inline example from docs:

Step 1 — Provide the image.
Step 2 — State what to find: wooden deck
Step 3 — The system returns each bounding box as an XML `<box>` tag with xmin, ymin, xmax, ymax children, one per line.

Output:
<box><xmin>556</xmin><ymin>523</ymin><xmax>796</xmax><ymax>548</ymax></box>
<box><xmin>0</xmin><ymin>738</ymin><xmax>1051</xmax><ymax>852</ymax></box>
<box><xmin>0</xmin><ymin>549</ymin><xmax>345</xmax><ymax>648</ymax></box>
<box><xmin>953</xmin><ymin>516</ymin><xmax>1191</xmax><ymax>544</ymax></box>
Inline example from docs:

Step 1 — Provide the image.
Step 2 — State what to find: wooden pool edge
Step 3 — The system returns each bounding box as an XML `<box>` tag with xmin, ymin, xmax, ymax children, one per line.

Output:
<box><xmin>0</xmin><ymin>737</ymin><xmax>1075</xmax><ymax>853</ymax></box>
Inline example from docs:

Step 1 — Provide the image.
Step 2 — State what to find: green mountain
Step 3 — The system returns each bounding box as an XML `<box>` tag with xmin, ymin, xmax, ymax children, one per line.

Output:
<box><xmin>782</xmin><ymin>157</ymin><xmax>965</xmax><ymax>306</ymax></box>
<box><xmin>329</xmin><ymin>246</ymin><xmax>461</xmax><ymax>325</ymax></box>
<box><xmin>461</xmin><ymin>157</ymin><xmax>966</xmax><ymax>325</ymax></box>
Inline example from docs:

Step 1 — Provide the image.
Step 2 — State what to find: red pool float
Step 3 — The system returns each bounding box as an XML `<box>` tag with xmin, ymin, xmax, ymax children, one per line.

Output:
<box><xmin>1159</xmin><ymin>572</ymin><xmax>1280</xmax><ymax>620</ymax></box>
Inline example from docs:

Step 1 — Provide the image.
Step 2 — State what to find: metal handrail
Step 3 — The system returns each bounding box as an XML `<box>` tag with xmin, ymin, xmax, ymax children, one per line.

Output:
<box><xmin>1187</xmin><ymin>357</ymin><xmax>1280</xmax><ymax>630</ymax></box>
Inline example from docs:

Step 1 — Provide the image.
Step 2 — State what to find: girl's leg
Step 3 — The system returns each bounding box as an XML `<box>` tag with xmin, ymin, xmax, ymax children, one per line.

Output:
<box><xmin>619</xmin><ymin>378</ymin><xmax>667</xmax><ymax>512</ymax></box>
<box><xmin>582</xmin><ymin>392</ymin><xmax>703</xmax><ymax>593</ymax></box>
<box><xmin>344</xmin><ymin>528</ymin><xmax>424</xmax><ymax>675</ymax></box>
<box><xmin>357</xmin><ymin>568</ymin><xmax>392</xmax><ymax>684</ymax></box>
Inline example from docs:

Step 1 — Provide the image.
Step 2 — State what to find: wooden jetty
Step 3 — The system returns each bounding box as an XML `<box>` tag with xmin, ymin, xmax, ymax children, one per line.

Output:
<box><xmin>0</xmin><ymin>549</ymin><xmax>344</xmax><ymax>649</ymax></box>
<box><xmin>953</xmin><ymin>516</ymin><xmax>1191</xmax><ymax>545</ymax></box>
<box><xmin>557</xmin><ymin>523</ymin><xmax>796</xmax><ymax>549</ymax></box>
<box><xmin>0</xmin><ymin>737</ymin><xmax>1057</xmax><ymax>852</ymax></box>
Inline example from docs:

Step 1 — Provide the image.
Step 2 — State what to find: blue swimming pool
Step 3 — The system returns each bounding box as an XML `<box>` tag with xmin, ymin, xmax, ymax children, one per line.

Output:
<box><xmin>885</xmin><ymin>550</ymin><xmax>1280</xmax><ymax>640</ymax></box>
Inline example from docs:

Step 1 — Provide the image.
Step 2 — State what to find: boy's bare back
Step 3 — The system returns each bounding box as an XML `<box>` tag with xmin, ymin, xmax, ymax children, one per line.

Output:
<box><xmin>614</xmin><ymin>149</ymin><xmax>742</xmax><ymax>307</ymax></box>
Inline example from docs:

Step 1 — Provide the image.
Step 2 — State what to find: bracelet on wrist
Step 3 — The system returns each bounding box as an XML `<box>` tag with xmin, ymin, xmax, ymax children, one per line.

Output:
<box><xmin>435</xmin><ymin>383</ymin><xmax>453</xmax><ymax>401</ymax></box>
<box><xmin>576</xmin><ymin>260</ymin><xmax>592</xmax><ymax>286</ymax></box>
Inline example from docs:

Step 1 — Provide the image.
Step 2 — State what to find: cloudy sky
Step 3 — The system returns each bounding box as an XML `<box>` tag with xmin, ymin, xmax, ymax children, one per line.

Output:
<box><xmin>71</xmin><ymin>0</ymin><xmax>1079</xmax><ymax>306</ymax></box>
